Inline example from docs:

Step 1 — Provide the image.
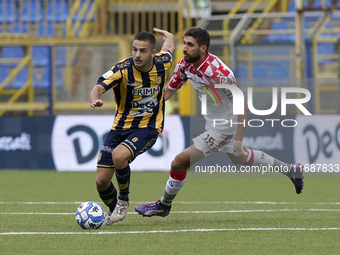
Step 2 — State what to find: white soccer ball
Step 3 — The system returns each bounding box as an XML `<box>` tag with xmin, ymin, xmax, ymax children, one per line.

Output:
<box><xmin>75</xmin><ymin>201</ymin><xmax>105</xmax><ymax>229</ymax></box>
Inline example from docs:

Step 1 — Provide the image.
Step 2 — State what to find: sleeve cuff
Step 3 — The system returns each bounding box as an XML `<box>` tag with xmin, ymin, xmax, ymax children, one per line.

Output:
<box><xmin>167</xmin><ymin>84</ymin><xmax>177</xmax><ymax>90</ymax></box>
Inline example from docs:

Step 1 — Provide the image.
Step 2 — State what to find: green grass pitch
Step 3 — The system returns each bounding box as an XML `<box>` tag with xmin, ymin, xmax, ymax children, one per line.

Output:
<box><xmin>0</xmin><ymin>170</ymin><xmax>339</xmax><ymax>254</ymax></box>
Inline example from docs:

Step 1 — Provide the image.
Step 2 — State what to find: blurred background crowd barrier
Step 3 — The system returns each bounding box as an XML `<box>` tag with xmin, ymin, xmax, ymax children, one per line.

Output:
<box><xmin>0</xmin><ymin>0</ymin><xmax>339</xmax><ymax>117</ymax></box>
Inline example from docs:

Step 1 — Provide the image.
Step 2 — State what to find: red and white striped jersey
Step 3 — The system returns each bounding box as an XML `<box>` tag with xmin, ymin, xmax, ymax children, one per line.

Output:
<box><xmin>168</xmin><ymin>52</ymin><xmax>238</xmax><ymax>133</ymax></box>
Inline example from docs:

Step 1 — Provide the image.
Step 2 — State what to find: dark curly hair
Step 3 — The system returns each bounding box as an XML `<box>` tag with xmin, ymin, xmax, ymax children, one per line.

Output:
<box><xmin>184</xmin><ymin>27</ymin><xmax>210</xmax><ymax>52</ymax></box>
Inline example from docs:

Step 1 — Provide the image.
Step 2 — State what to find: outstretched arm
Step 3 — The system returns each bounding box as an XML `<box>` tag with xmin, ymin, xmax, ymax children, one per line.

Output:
<box><xmin>90</xmin><ymin>85</ymin><xmax>105</xmax><ymax>108</ymax></box>
<box><xmin>153</xmin><ymin>27</ymin><xmax>175</xmax><ymax>55</ymax></box>
<box><xmin>164</xmin><ymin>85</ymin><xmax>177</xmax><ymax>101</ymax></box>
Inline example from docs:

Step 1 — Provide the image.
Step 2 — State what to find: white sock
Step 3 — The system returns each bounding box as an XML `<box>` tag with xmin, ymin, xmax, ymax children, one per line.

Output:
<box><xmin>161</xmin><ymin>176</ymin><xmax>185</xmax><ymax>206</ymax></box>
<box><xmin>252</xmin><ymin>149</ymin><xmax>274</xmax><ymax>166</ymax></box>
<box><xmin>246</xmin><ymin>149</ymin><xmax>290</xmax><ymax>173</ymax></box>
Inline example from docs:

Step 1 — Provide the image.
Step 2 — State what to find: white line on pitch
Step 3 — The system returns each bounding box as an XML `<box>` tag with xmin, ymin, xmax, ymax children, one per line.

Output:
<box><xmin>0</xmin><ymin>202</ymin><xmax>84</xmax><ymax>205</ymax></box>
<box><xmin>1</xmin><ymin>228</ymin><xmax>339</xmax><ymax>235</ymax></box>
<box><xmin>1</xmin><ymin>201</ymin><xmax>340</xmax><ymax>205</ymax></box>
<box><xmin>1</xmin><ymin>208</ymin><xmax>340</xmax><ymax>215</ymax></box>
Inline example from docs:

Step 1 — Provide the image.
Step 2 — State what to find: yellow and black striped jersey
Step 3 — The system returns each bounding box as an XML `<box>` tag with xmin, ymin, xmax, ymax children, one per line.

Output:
<box><xmin>96</xmin><ymin>50</ymin><xmax>172</xmax><ymax>133</ymax></box>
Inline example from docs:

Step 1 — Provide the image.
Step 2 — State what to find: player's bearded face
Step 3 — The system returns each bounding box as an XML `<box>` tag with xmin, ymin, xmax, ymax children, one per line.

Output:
<box><xmin>182</xmin><ymin>36</ymin><xmax>201</xmax><ymax>63</ymax></box>
<box><xmin>132</xmin><ymin>40</ymin><xmax>155</xmax><ymax>70</ymax></box>
<box><xmin>183</xmin><ymin>49</ymin><xmax>200</xmax><ymax>63</ymax></box>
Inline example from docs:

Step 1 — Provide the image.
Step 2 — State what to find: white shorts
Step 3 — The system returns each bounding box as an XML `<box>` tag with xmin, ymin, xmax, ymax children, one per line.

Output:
<box><xmin>192</xmin><ymin>129</ymin><xmax>235</xmax><ymax>157</ymax></box>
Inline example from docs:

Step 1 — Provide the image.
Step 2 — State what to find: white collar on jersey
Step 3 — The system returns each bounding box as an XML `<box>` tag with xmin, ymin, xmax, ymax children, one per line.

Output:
<box><xmin>195</xmin><ymin>52</ymin><xmax>211</xmax><ymax>70</ymax></box>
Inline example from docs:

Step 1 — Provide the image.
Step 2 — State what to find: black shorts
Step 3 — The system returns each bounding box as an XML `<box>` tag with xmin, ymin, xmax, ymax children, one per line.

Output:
<box><xmin>97</xmin><ymin>128</ymin><xmax>159</xmax><ymax>168</ymax></box>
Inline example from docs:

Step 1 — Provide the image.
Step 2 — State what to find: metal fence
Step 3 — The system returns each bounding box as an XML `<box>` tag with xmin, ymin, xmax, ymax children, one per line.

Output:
<box><xmin>198</xmin><ymin>11</ymin><xmax>340</xmax><ymax>114</ymax></box>
<box><xmin>1</xmin><ymin>1</ymin><xmax>340</xmax><ymax>116</ymax></box>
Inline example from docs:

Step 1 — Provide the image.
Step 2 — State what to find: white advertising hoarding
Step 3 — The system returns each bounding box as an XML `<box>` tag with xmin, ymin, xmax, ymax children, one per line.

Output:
<box><xmin>52</xmin><ymin>115</ymin><xmax>185</xmax><ymax>172</ymax></box>
<box><xmin>294</xmin><ymin>115</ymin><xmax>340</xmax><ymax>168</ymax></box>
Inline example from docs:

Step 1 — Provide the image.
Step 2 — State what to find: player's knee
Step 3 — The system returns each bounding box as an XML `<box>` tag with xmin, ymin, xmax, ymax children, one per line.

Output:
<box><xmin>171</xmin><ymin>155</ymin><xmax>189</xmax><ymax>172</ymax></box>
<box><xmin>95</xmin><ymin>176</ymin><xmax>110</xmax><ymax>191</ymax></box>
<box><xmin>112</xmin><ymin>152</ymin><xmax>129</xmax><ymax>169</ymax></box>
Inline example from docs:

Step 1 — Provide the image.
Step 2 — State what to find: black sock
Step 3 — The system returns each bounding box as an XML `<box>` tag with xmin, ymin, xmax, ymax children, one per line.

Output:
<box><xmin>97</xmin><ymin>182</ymin><xmax>117</xmax><ymax>212</ymax></box>
<box><xmin>115</xmin><ymin>165</ymin><xmax>131</xmax><ymax>201</ymax></box>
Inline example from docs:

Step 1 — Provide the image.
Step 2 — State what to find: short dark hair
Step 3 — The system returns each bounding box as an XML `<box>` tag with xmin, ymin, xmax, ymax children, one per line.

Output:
<box><xmin>184</xmin><ymin>27</ymin><xmax>210</xmax><ymax>51</ymax></box>
<box><xmin>133</xmin><ymin>31</ymin><xmax>156</xmax><ymax>49</ymax></box>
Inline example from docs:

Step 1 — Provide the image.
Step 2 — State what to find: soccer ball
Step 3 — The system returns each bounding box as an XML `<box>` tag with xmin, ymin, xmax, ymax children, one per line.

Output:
<box><xmin>75</xmin><ymin>201</ymin><xmax>105</xmax><ymax>229</ymax></box>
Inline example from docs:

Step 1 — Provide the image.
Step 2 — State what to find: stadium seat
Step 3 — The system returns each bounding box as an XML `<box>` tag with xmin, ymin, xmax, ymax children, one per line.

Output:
<box><xmin>253</xmin><ymin>62</ymin><xmax>268</xmax><ymax>78</ymax></box>
<box><xmin>289</xmin><ymin>0</ymin><xmax>333</xmax><ymax>11</ymax></box>
<box><xmin>46</xmin><ymin>1</ymin><xmax>70</xmax><ymax>23</ymax></box>
<box><xmin>271</xmin><ymin>62</ymin><xmax>290</xmax><ymax>79</ymax></box>
<box><xmin>0</xmin><ymin>1</ymin><xmax>19</xmax><ymax>23</ymax></box>
<box><xmin>289</xmin><ymin>21</ymin><xmax>312</xmax><ymax>41</ymax></box>
<box><xmin>313</xmin><ymin>0</ymin><xmax>332</xmax><ymax>8</ymax></box>
<box><xmin>288</xmin><ymin>0</ymin><xmax>309</xmax><ymax>12</ymax></box>
<box><xmin>72</xmin><ymin>0</ymin><xmax>95</xmax><ymax>22</ymax></box>
<box><xmin>252</xmin><ymin>48</ymin><xmax>274</xmax><ymax>56</ymax></box>
<box><xmin>31</xmin><ymin>46</ymin><xmax>66</xmax><ymax>68</ymax></box>
<box><xmin>236</xmin><ymin>61</ymin><xmax>248</xmax><ymax>79</ymax></box>
<box><xmin>304</xmin><ymin>21</ymin><xmax>312</xmax><ymax>30</ymax></box>
<box><xmin>318</xmin><ymin>42</ymin><xmax>335</xmax><ymax>64</ymax></box>
<box><xmin>6</xmin><ymin>24</ymin><xmax>29</xmax><ymax>34</ymax></box>
<box><xmin>32</xmin><ymin>46</ymin><xmax>50</xmax><ymax>67</ymax></box>
<box><xmin>34</xmin><ymin>67</ymin><xmax>64</xmax><ymax>88</ymax></box>
<box><xmin>304</xmin><ymin>15</ymin><xmax>320</xmax><ymax>24</ymax></box>
<box><xmin>56</xmin><ymin>67</ymin><xmax>64</xmax><ymax>87</ymax></box>
<box><xmin>288</xmin><ymin>1</ymin><xmax>295</xmax><ymax>12</ymax></box>
<box><xmin>56</xmin><ymin>46</ymin><xmax>66</xmax><ymax>66</ymax></box>
<box><xmin>253</xmin><ymin>60</ymin><xmax>290</xmax><ymax>78</ymax></box>
<box><xmin>331</xmin><ymin>11</ymin><xmax>340</xmax><ymax>19</ymax></box>
<box><xmin>254</xmin><ymin>47</ymin><xmax>292</xmax><ymax>57</ymax></box>
<box><xmin>252</xmin><ymin>58</ymin><xmax>291</xmax><ymax>87</ymax></box>
<box><xmin>65</xmin><ymin>23</ymin><xmax>84</xmax><ymax>37</ymax></box>
<box><xmin>319</xmin><ymin>21</ymin><xmax>334</xmax><ymax>37</ymax></box>
<box><xmin>0</xmin><ymin>68</ymin><xmax>11</xmax><ymax>88</ymax></box>
<box><xmin>34</xmin><ymin>67</ymin><xmax>50</xmax><ymax>88</ymax></box>
<box><xmin>262</xmin><ymin>22</ymin><xmax>294</xmax><ymax>43</ymax></box>
<box><xmin>37</xmin><ymin>24</ymin><xmax>55</xmax><ymax>37</ymax></box>
<box><xmin>0</xmin><ymin>46</ymin><xmax>25</xmax><ymax>67</ymax></box>
<box><xmin>330</xmin><ymin>1</ymin><xmax>340</xmax><ymax>19</ymax></box>
<box><xmin>21</xmin><ymin>0</ymin><xmax>44</xmax><ymax>23</ymax></box>
<box><xmin>12</xmin><ymin>67</ymin><xmax>29</xmax><ymax>88</ymax></box>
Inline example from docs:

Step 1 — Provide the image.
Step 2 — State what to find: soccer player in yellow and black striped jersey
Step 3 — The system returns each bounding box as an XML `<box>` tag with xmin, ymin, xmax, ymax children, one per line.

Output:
<box><xmin>90</xmin><ymin>28</ymin><xmax>175</xmax><ymax>225</ymax></box>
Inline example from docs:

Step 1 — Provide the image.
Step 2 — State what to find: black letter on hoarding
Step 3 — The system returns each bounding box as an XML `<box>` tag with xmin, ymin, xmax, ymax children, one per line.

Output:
<box><xmin>148</xmin><ymin>134</ymin><xmax>169</xmax><ymax>157</ymax></box>
<box><xmin>67</xmin><ymin>125</ymin><xmax>99</xmax><ymax>164</ymax></box>
<box><xmin>303</xmin><ymin>125</ymin><xmax>319</xmax><ymax>164</ymax></box>
<box><xmin>336</xmin><ymin>124</ymin><xmax>340</xmax><ymax>150</ymax></box>
<box><xmin>322</xmin><ymin>131</ymin><xmax>332</xmax><ymax>158</ymax></box>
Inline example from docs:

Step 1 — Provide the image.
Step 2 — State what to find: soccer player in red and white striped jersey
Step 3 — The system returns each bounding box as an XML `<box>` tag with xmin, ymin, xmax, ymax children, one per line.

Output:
<box><xmin>134</xmin><ymin>27</ymin><xmax>304</xmax><ymax>218</ymax></box>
